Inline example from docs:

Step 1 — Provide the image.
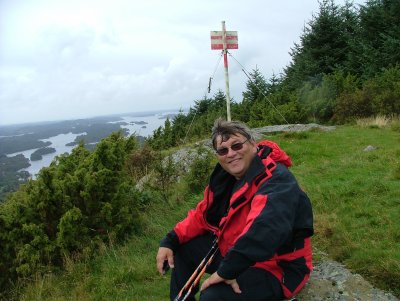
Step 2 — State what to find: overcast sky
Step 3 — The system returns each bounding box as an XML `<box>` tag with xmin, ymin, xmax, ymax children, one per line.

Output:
<box><xmin>0</xmin><ymin>0</ymin><xmax>366</xmax><ymax>125</ymax></box>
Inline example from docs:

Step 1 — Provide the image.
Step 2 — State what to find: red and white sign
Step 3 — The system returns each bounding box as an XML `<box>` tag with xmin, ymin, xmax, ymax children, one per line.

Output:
<box><xmin>210</xmin><ymin>31</ymin><xmax>238</xmax><ymax>50</ymax></box>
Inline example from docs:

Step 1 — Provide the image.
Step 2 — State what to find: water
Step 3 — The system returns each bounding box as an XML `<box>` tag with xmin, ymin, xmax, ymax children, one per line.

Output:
<box><xmin>110</xmin><ymin>113</ymin><xmax>171</xmax><ymax>137</ymax></box>
<box><xmin>7</xmin><ymin>132</ymin><xmax>85</xmax><ymax>177</ymax></box>
<box><xmin>5</xmin><ymin>111</ymin><xmax>175</xmax><ymax>178</ymax></box>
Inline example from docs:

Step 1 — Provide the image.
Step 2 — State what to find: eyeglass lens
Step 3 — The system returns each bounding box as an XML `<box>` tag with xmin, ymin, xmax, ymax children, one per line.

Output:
<box><xmin>216</xmin><ymin>140</ymin><xmax>246</xmax><ymax>156</ymax></box>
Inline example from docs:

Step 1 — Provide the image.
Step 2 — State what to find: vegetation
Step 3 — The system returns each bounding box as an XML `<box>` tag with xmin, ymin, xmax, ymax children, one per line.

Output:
<box><xmin>1</xmin><ymin>0</ymin><xmax>399</xmax><ymax>299</ymax></box>
<box><xmin>0</xmin><ymin>155</ymin><xmax>30</xmax><ymax>201</ymax></box>
<box><xmin>0</xmin><ymin>118</ymin><xmax>131</xmax><ymax>202</ymax></box>
<box><xmin>6</xmin><ymin>123</ymin><xmax>399</xmax><ymax>300</ymax></box>
<box><xmin>30</xmin><ymin>147</ymin><xmax>56</xmax><ymax>161</ymax></box>
<box><xmin>274</xmin><ymin>123</ymin><xmax>400</xmax><ymax>295</ymax></box>
<box><xmin>0</xmin><ymin>133</ymin><xmax>142</xmax><ymax>295</ymax></box>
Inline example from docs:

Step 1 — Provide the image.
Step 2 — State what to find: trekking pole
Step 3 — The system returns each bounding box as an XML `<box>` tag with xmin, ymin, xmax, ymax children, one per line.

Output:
<box><xmin>180</xmin><ymin>245</ymin><xmax>219</xmax><ymax>301</ymax></box>
<box><xmin>174</xmin><ymin>239</ymin><xmax>219</xmax><ymax>301</ymax></box>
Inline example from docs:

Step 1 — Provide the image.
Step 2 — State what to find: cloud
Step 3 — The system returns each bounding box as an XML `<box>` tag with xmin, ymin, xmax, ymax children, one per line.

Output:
<box><xmin>0</xmin><ymin>0</ymin><xmax>366</xmax><ymax>125</ymax></box>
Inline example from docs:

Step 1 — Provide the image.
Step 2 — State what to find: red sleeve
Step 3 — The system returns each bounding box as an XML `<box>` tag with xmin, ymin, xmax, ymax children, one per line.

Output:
<box><xmin>174</xmin><ymin>186</ymin><xmax>212</xmax><ymax>244</ymax></box>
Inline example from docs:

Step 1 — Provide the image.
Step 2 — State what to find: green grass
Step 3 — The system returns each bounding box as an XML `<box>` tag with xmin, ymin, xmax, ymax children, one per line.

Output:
<box><xmin>14</xmin><ymin>197</ymin><xmax>198</xmax><ymax>301</ymax></box>
<box><xmin>272</xmin><ymin>125</ymin><xmax>400</xmax><ymax>294</ymax></box>
<box><xmin>13</xmin><ymin>125</ymin><xmax>400</xmax><ymax>300</ymax></box>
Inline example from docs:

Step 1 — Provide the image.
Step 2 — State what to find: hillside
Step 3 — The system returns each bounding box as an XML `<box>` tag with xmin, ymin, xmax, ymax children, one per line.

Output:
<box><xmin>1</xmin><ymin>1</ymin><xmax>399</xmax><ymax>298</ymax></box>
<box><xmin>8</xmin><ymin>123</ymin><xmax>399</xmax><ymax>301</ymax></box>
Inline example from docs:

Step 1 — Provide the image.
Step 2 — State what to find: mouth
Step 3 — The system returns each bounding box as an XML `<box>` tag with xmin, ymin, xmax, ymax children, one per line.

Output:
<box><xmin>228</xmin><ymin>158</ymin><xmax>241</xmax><ymax>164</ymax></box>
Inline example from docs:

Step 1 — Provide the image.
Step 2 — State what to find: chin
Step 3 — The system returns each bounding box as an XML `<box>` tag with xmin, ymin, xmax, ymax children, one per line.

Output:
<box><xmin>229</xmin><ymin>170</ymin><xmax>244</xmax><ymax>178</ymax></box>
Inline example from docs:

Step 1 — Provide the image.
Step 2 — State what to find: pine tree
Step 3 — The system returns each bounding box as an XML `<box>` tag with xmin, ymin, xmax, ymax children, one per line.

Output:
<box><xmin>284</xmin><ymin>0</ymin><xmax>358</xmax><ymax>89</ymax></box>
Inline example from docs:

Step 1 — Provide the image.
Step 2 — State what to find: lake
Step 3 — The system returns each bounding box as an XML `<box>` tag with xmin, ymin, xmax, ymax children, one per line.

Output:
<box><xmin>5</xmin><ymin>110</ymin><xmax>179</xmax><ymax>178</ymax></box>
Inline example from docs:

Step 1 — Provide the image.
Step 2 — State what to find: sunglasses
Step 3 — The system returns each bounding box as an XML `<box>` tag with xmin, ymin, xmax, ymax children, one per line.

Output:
<box><xmin>215</xmin><ymin>139</ymin><xmax>248</xmax><ymax>156</ymax></box>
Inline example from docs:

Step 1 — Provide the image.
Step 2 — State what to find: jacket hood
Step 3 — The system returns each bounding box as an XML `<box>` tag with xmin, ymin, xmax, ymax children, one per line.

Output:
<box><xmin>257</xmin><ymin>140</ymin><xmax>292</xmax><ymax>168</ymax></box>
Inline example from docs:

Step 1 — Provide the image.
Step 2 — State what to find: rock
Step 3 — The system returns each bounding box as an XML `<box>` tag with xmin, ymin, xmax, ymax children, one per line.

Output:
<box><xmin>297</xmin><ymin>259</ymin><xmax>399</xmax><ymax>301</ymax></box>
<box><xmin>252</xmin><ymin>123</ymin><xmax>336</xmax><ymax>138</ymax></box>
<box><xmin>363</xmin><ymin>145</ymin><xmax>376</xmax><ymax>152</ymax></box>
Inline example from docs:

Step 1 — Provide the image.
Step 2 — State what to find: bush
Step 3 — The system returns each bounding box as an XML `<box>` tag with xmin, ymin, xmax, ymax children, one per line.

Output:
<box><xmin>151</xmin><ymin>153</ymin><xmax>180</xmax><ymax>204</ymax></box>
<box><xmin>125</xmin><ymin>143</ymin><xmax>157</xmax><ymax>182</ymax></box>
<box><xmin>184</xmin><ymin>147</ymin><xmax>216</xmax><ymax>194</ymax></box>
<box><xmin>0</xmin><ymin>132</ymin><xmax>144</xmax><ymax>294</ymax></box>
<box><xmin>334</xmin><ymin>66</ymin><xmax>400</xmax><ymax>123</ymax></box>
<box><xmin>298</xmin><ymin>71</ymin><xmax>360</xmax><ymax>122</ymax></box>
<box><xmin>334</xmin><ymin>89</ymin><xmax>373</xmax><ymax>123</ymax></box>
<box><xmin>367</xmin><ymin>66</ymin><xmax>400</xmax><ymax>116</ymax></box>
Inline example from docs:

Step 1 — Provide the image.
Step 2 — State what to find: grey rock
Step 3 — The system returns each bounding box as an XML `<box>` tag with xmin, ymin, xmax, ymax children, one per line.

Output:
<box><xmin>252</xmin><ymin>123</ymin><xmax>336</xmax><ymax>139</ymax></box>
<box><xmin>363</xmin><ymin>145</ymin><xmax>376</xmax><ymax>152</ymax></box>
<box><xmin>296</xmin><ymin>258</ymin><xmax>399</xmax><ymax>301</ymax></box>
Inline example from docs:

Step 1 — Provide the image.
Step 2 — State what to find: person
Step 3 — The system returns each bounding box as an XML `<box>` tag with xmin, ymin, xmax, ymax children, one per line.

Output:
<box><xmin>156</xmin><ymin>119</ymin><xmax>313</xmax><ymax>301</ymax></box>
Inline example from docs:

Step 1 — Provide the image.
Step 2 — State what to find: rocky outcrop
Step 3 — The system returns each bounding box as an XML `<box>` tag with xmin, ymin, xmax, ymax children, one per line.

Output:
<box><xmin>297</xmin><ymin>256</ymin><xmax>399</xmax><ymax>300</ymax></box>
<box><xmin>252</xmin><ymin>123</ymin><xmax>336</xmax><ymax>138</ymax></box>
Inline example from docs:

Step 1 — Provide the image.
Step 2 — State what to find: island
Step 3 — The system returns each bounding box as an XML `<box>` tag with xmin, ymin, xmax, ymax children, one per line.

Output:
<box><xmin>30</xmin><ymin>147</ymin><xmax>57</xmax><ymax>161</ymax></box>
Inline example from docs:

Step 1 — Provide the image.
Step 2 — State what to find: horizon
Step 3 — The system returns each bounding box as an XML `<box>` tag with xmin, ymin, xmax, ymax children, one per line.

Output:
<box><xmin>0</xmin><ymin>107</ymin><xmax>188</xmax><ymax>127</ymax></box>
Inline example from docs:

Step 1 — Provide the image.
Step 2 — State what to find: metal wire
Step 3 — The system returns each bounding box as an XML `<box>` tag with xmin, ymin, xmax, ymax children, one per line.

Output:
<box><xmin>228</xmin><ymin>52</ymin><xmax>290</xmax><ymax>125</ymax></box>
<box><xmin>182</xmin><ymin>51</ymin><xmax>223</xmax><ymax>145</ymax></box>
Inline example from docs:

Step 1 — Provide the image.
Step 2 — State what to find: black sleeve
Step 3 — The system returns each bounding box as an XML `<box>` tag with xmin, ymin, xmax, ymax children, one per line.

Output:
<box><xmin>160</xmin><ymin>229</ymin><xmax>180</xmax><ymax>252</ymax></box>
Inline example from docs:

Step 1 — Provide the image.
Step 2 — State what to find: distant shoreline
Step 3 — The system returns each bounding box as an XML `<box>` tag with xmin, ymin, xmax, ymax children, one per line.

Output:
<box><xmin>0</xmin><ymin>109</ymin><xmax>184</xmax><ymax>183</ymax></box>
<box><xmin>0</xmin><ymin>108</ymin><xmax>188</xmax><ymax>128</ymax></box>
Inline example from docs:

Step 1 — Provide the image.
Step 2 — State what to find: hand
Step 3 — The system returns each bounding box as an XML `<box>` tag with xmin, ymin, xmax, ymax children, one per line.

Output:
<box><xmin>200</xmin><ymin>272</ymin><xmax>241</xmax><ymax>294</ymax></box>
<box><xmin>156</xmin><ymin>247</ymin><xmax>174</xmax><ymax>275</ymax></box>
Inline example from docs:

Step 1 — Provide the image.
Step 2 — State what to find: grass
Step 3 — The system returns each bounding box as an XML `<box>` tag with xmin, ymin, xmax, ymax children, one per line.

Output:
<box><xmin>14</xmin><ymin>196</ymin><xmax>198</xmax><ymax>301</ymax></box>
<box><xmin>272</xmin><ymin>125</ymin><xmax>400</xmax><ymax>294</ymax></box>
<box><xmin>12</xmin><ymin>124</ymin><xmax>400</xmax><ymax>300</ymax></box>
<box><xmin>356</xmin><ymin>114</ymin><xmax>400</xmax><ymax>132</ymax></box>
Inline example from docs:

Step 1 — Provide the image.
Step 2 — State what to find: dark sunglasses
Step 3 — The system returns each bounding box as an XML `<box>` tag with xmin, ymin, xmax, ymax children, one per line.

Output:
<box><xmin>215</xmin><ymin>139</ymin><xmax>248</xmax><ymax>156</ymax></box>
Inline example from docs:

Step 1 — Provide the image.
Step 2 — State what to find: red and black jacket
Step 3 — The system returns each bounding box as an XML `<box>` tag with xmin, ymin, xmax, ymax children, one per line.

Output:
<box><xmin>161</xmin><ymin>140</ymin><xmax>314</xmax><ymax>298</ymax></box>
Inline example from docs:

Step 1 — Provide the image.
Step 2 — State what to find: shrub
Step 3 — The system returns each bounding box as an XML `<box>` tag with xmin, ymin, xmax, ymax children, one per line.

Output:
<box><xmin>335</xmin><ymin>66</ymin><xmax>400</xmax><ymax>123</ymax></box>
<box><xmin>184</xmin><ymin>147</ymin><xmax>216</xmax><ymax>194</ymax></box>
<box><xmin>125</xmin><ymin>143</ymin><xmax>157</xmax><ymax>182</ymax></box>
<box><xmin>298</xmin><ymin>71</ymin><xmax>360</xmax><ymax>123</ymax></box>
<box><xmin>152</xmin><ymin>153</ymin><xmax>180</xmax><ymax>204</ymax></box>
<box><xmin>334</xmin><ymin>89</ymin><xmax>373</xmax><ymax>123</ymax></box>
<box><xmin>0</xmin><ymin>132</ymin><xmax>144</xmax><ymax>294</ymax></box>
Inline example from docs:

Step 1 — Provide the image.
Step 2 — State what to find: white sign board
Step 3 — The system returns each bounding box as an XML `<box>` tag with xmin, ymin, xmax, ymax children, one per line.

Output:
<box><xmin>210</xmin><ymin>31</ymin><xmax>238</xmax><ymax>50</ymax></box>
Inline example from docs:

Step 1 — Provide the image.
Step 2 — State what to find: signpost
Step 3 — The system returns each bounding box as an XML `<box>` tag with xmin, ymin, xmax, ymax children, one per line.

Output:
<box><xmin>210</xmin><ymin>21</ymin><xmax>238</xmax><ymax>121</ymax></box>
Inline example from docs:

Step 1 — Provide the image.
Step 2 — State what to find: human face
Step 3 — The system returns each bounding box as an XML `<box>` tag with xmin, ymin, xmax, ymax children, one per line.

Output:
<box><xmin>215</xmin><ymin>134</ymin><xmax>258</xmax><ymax>179</ymax></box>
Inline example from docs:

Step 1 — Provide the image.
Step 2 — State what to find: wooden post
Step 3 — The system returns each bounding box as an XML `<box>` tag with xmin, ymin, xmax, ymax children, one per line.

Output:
<box><xmin>222</xmin><ymin>21</ymin><xmax>232</xmax><ymax>121</ymax></box>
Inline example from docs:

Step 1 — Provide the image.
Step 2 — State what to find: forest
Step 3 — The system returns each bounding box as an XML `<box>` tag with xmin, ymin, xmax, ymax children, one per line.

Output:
<box><xmin>0</xmin><ymin>0</ymin><xmax>399</xmax><ymax>298</ymax></box>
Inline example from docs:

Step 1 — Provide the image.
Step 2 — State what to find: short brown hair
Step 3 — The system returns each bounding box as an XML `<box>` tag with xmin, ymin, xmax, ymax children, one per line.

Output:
<box><xmin>211</xmin><ymin>118</ymin><xmax>255</xmax><ymax>149</ymax></box>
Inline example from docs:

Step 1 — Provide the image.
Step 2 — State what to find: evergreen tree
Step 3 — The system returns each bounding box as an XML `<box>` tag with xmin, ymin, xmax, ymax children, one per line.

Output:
<box><xmin>163</xmin><ymin>118</ymin><xmax>173</xmax><ymax>148</ymax></box>
<box><xmin>237</xmin><ymin>68</ymin><xmax>269</xmax><ymax>123</ymax></box>
<box><xmin>242</xmin><ymin>68</ymin><xmax>269</xmax><ymax>103</ymax></box>
<box><xmin>210</xmin><ymin>90</ymin><xmax>226</xmax><ymax>111</ymax></box>
<box><xmin>355</xmin><ymin>0</ymin><xmax>400</xmax><ymax>78</ymax></box>
<box><xmin>284</xmin><ymin>0</ymin><xmax>357</xmax><ymax>89</ymax></box>
<box><xmin>171</xmin><ymin>110</ymin><xmax>190</xmax><ymax>146</ymax></box>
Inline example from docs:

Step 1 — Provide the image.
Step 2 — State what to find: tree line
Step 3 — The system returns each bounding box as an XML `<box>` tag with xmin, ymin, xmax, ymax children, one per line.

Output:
<box><xmin>147</xmin><ymin>0</ymin><xmax>400</xmax><ymax>149</ymax></box>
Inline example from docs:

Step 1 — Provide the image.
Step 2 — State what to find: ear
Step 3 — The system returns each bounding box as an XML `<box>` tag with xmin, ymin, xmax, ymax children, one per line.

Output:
<box><xmin>250</xmin><ymin>140</ymin><xmax>258</xmax><ymax>154</ymax></box>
